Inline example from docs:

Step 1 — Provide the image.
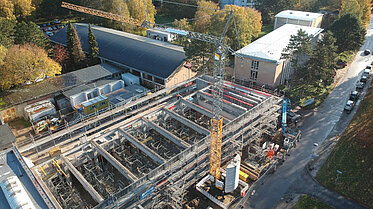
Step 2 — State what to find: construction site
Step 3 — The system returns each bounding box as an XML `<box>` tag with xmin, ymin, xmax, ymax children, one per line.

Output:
<box><xmin>28</xmin><ymin>74</ymin><xmax>303</xmax><ymax>209</ymax></box>
<box><xmin>12</xmin><ymin>2</ymin><xmax>303</xmax><ymax>209</ymax></box>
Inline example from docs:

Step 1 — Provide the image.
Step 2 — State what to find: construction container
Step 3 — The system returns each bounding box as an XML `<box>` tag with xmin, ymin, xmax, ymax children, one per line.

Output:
<box><xmin>122</xmin><ymin>73</ymin><xmax>140</xmax><ymax>86</ymax></box>
<box><xmin>225</xmin><ymin>154</ymin><xmax>241</xmax><ymax>193</ymax></box>
<box><xmin>49</xmin><ymin>147</ymin><xmax>61</xmax><ymax>157</ymax></box>
<box><xmin>24</xmin><ymin>100</ymin><xmax>56</xmax><ymax>122</ymax></box>
<box><xmin>80</xmin><ymin>95</ymin><xmax>108</xmax><ymax>115</ymax></box>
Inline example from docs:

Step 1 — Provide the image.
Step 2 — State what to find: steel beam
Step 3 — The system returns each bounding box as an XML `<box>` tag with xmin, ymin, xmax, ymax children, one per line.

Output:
<box><xmin>91</xmin><ymin>141</ymin><xmax>138</xmax><ymax>182</ymax></box>
<box><xmin>179</xmin><ymin>99</ymin><xmax>230</xmax><ymax>123</ymax></box>
<box><xmin>60</xmin><ymin>156</ymin><xmax>104</xmax><ymax>203</ymax></box>
<box><xmin>197</xmin><ymin>91</ymin><xmax>246</xmax><ymax>114</ymax></box>
<box><xmin>118</xmin><ymin>128</ymin><xmax>165</xmax><ymax>164</ymax></box>
<box><xmin>163</xmin><ymin>108</ymin><xmax>209</xmax><ymax>135</ymax></box>
<box><xmin>143</xmin><ymin>118</ymin><xmax>191</xmax><ymax>149</ymax></box>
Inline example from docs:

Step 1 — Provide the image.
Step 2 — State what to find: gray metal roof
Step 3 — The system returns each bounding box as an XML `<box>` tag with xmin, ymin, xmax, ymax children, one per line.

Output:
<box><xmin>51</xmin><ymin>23</ymin><xmax>186</xmax><ymax>79</ymax></box>
<box><xmin>0</xmin><ymin>124</ymin><xmax>16</xmax><ymax>149</ymax></box>
<box><xmin>72</xmin><ymin>63</ymin><xmax>121</xmax><ymax>83</ymax></box>
<box><xmin>62</xmin><ymin>84</ymin><xmax>91</xmax><ymax>98</ymax></box>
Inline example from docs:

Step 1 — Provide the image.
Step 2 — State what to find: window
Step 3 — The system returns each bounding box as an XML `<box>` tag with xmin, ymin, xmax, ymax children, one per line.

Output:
<box><xmin>251</xmin><ymin>60</ymin><xmax>259</xmax><ymax>70</ymax></box>
<box><xmin>250</xmin><ymin>70</ymin><xmax>258</xmax><ymax>80</ymax></box>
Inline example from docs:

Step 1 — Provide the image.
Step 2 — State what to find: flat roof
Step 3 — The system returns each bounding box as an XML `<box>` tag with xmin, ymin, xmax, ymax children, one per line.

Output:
<box><xmin>51</xmin><ymin>23</ymin><xmax>186</xmax><ymax>79</ymax></box>
<box><xmin>236</xmin><ymin>24</ymin><xmax>323</xmax><ymax>63</ymax></box>
<box><xmin>0</xmin><ymin>124</ymin><xmax>16</xmax><ymax>148</ymax></box>
<box><xmin>106</xmin><ymin>84</ymin><xmax>148</xmax><ymax>105</ymax></box>
<box><xmin>275</xmin><ymin>10</ymin><xmax>323</xmax><ymax>21</ymax></box>
<box><xmin>0</xmin><ymin>148</ymin><xmax>49</xmax><ymax>209</ymax></box>
<box><xmin>72</xmin><ymin>63</ymin><xmax>122</xmax><ymax>83</ymax></box>
<box><xmin>81</xmin><ymin>95</ymin><xmax>107</xmax><ymax>107</ymax></box>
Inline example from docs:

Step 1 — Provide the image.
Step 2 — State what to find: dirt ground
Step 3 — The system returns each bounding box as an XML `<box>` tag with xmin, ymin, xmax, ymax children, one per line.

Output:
<box><xmin>8</xmin><ymin>118</ymin><xmax>33</xmax><ymax>142</ymax></box>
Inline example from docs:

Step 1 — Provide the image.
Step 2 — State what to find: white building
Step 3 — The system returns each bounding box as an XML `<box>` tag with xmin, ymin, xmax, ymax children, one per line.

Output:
<box><xmin>234</xmin><ymin>24</ymin><xmax>323</xmax><ymax>87</ymax></box>
<box><xmin>274</xmin><ymin>10</ymin><xmax>324</xmax><ymax>29</ymax></box>
<box><xmin>220</xmin><ymin>0</ymin><xmax>255</xmax><ymax>8</ymax></box>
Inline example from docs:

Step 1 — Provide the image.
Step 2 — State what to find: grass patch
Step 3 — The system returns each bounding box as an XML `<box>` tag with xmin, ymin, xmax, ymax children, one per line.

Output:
<box><xmin>155</xmin><ymin>13</ymin><xmax>177</xmax><ymax>24</ymax></box>
<box><xmin>316</xmin><ymin>84</ymin><xmax>373</xmax><ymax>208</ymax></box>
<box><xmin>258</xmin><ymin>23</ymin><xmax>274</xmax><ymax>38</ymax></box>
<box><xmin>294</xmin><ymin>195</ymin><xmax>334</xmax><ymax>209</ymax></box>
<box><xmin>0</xmin><ymin>98</ymin><xmax>6</xmax><ymax>110</ymax></box>
<box><xmin>18</xmin><ymin>117</ymin><xmax>32</xmax><ymax>127</ymax></box>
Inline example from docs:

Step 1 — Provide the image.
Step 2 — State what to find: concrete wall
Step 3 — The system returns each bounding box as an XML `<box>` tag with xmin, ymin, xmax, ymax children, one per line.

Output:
<box><xmin>234</xmin><ymin>56</ymin><xmax>281</xmax><ymax>87</ymax></box>
<box><xmin>165</xmin><ymin>65</ymin><xmax>197</xmax><ymax>88</ymax></box>
<box><xmin>274</xmin><ymin>16</ymin><xmax>323</xmax><ymax>29</ymax></box>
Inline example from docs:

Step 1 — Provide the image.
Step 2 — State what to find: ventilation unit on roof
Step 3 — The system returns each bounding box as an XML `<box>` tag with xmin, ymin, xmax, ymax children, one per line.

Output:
<box><xmin>306</xmin><ymin>14</ymin><xmax>309</xmax><ymax>16</ymax></box>
<box><xmin>290</xmin><ymin>12</ymin><xmax>293</xmax><ymax>14</ymax></box>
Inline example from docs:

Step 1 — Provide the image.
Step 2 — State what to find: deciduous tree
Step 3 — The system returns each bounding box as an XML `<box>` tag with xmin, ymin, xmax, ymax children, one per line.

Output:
<box><xmin>10</xmin><ymin>0</ymin><xmax>35</xmax><ymax>18</ymax></box>
<box><xmin>88</xmin><ymin>24</ymin><xmax>99</xmax><ymax>64</ymax></box>
<box><xmin>340</xmin><ymin>0</ymin><xmax>362</xmax><ymax>21</ymax></box>
<box><xmin>14</xmin><ymin>21</ymin><xmax>49</xmax><ymax>49</ymax></box>
<box><xmin>358</xmin><ymin>0</ymin><xmax>371</xmax><ymax>27</ymax></box>
<box><xmin>193</xmin><ymin>0</ymin><xmax>219</xmax><ymax>33</ymax></box>
<box><xmin>0</xmin><ymin>44</ymin><xmax>61</xmax><ymax>90</ymax></box>
<box><xmin>0</xmin><ymin>0</ymin><xmax>15</xmax><ymax>20</ymax></box>
<box><xmin>0</xmin><ymin>45</ymin><xmax>7</xmax><ymax>65</ymax></box>
<box><xmin>51</xmin><ymin>44</ymin><xmax>69</xmax><ymax>65</ymax></box>
<box><xmin>330</xmin><ymin>14</ymin><xmax>366</xmax><ymax>52</ymax></box>
<box><xmin>127</xmin><ymin>0</ymin><xmax>156</xmax><ymax>25</ymax></box>
<box><xmin>66</xmin><ymin>22</ymin><xmax>86</xmax><ymax>69</ymax></box>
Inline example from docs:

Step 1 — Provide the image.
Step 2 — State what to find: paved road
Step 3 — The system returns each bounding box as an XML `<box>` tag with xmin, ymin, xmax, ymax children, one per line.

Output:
<box><xmin>244</xmin><ymin>16</ymin><xmax>373</xmax><ymax>209</ymax></box>
<box><xmin>286</xmin><ymin>168</ymin><xmax>367</xmax><ymax>209</ymax></box>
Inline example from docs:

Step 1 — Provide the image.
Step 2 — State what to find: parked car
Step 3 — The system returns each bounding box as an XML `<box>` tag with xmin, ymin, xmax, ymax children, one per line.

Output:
<box><xmin>52</xmin><ymin>26</ymin><xmax>58</xmax><ymax>30</ymax></box>
<box><xmin>287</xmin><ymin>111</ymin><xmax>301</xmax><ymax>124</ymax></box>
<box><xmin>57</xmin><ymin>25</ymin><xmax>64</xmax><ymax>29</ymax></box>
<box><xmin>356</xmin><ymin>82</ymin><xmax>365</xmax><ymax>89</ymax></box>
<box><xmin>42</xmin><ymin>28</ymin><xmax>47</xmax><ymax>32</ymax></box>
<box><xmin>364</xmin><ymin>49</ymin><xmax>371</xmax><ymax>55</ymax></box>
<box><xmin>366</xmin><ymin>65</ymin><xmax>372</xmax><ymax>70</ymax></box>
<box><xmin>54</xmin><ymin>19</ymin><xmax>61</xmax><ymax>24</ymax></box>
<box><xmin>364</xmin><ymin>68</ymin><xmax>371</xmax><ymax>77</ymax></box>
<box><xmin>336</xmin><ymin>60</ymin><xmax>347</xmax><ymax>68</ymax></box>
<box><xmin>360</xmin><ymin>75</ymin><xmax>368</xmax><ymax>83</ymax></box>
<box><xmin>344</xmin><ymin>100</ymin><xmax>355</xmax><ymax>113</ymax></box>
<box><xmin>349</xmin><ymin>91</ymin><xmax>359</xmax><ymax>101</ymax></box>
<box><xmin>47</xmin><ymin>27</ymin><xmax>53</xmax><ymax>31</ymax></box>
<box><xmin>45</xmin><ymin>32</ymin><xmax>54</xmax><ymax>37</ymax></box>
<box><xmin>41</xmin><ymin>23</ymin><xmax>47</xmax><ymax>27</ymax></box>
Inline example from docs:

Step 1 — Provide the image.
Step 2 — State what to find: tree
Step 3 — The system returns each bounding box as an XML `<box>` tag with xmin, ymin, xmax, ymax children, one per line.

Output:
<box><xmin>340</xmin><ymin>0</ymin><xmax>362</xmax><ymax>21</ymax></box>
<box><xmin>281</xmin><ymin>29</ymin><xmax>313</xmax><ymax>82</ymax></box>
<box><xmin>330</xmin><ymin>14</ymin><xmax>366</xmax><ymax>52</ymax></box>
<box><xmin>193</xmin><ymin>1</ymin><xmax>219</xmax><ymax>33</ymax></box>
<box><xmin>0</xmin><ymin>19</ymin><xmax>16</xmax><ymax>48</ymax></box>
<box><xmin>10</xmin><ymin>0</ymin><xmax>35</xmax><ymax>18</ymax></box>
<box><xmin>66</xmin><ymin>22</ymin><xmax>86</xmax><ymax>68</ymax></box>
<box><xmin>357</xmin><ymin>0</ymin><xmax>371</xmax><ymax>27</ymax></box>
<box><xmin>307</xmin><ymin>31</ymin><xmax>338</xmax><ymax>86</ymax></box>
<box><xmin>0</xmin><ymin>0</ymin><xmax>15</xmax><ymax>20</ymax></box>
<box><xmin>127</xmin><ymin>0</ymin><xmax>156</xmax><ymax>25</ymax></box>
<box><xmin>254</xmin><ymin>0</ymin><xmax>296</xmax><ymax>23</ymax></box>
<box><xmin>88</xmin><ymin>24</ymin><xmax>99</xmax><ymax>64</ymax></box>
<box><xmin>51</xmin><ymin>44</ymin><xmax>69</xmax><ymax>65</ymax></box>
<box><xmin>39</xmin><ymin>0</ymin><xmax>67</xmax><ymax>17</ymax></box>
<box><xmin>14</xmin><ymin>21</ymin><xmax>49</xmax><ymax>49</ymax></box>
<box><xmin>0</xmin><ymin>44</ymin><xmax>61</xmax><ymax>90</ymax></box>
<box><xmin>0</xmin><ymin>45</ymin><xmax>7</xmax><ymax>66</ymax></box>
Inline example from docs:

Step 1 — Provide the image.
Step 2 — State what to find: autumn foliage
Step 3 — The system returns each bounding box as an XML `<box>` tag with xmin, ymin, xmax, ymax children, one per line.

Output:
<box><xmin>0</xmin><ymin>44</ymin><xmax>61</xmax><ymax>90</ymax></box>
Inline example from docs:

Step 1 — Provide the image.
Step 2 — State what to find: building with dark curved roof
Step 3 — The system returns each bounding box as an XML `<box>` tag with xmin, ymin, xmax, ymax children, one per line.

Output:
<box><xmin>50</xmin><ymin>23</ymin><xmax>195</xmax><ymax>88</ymax></box>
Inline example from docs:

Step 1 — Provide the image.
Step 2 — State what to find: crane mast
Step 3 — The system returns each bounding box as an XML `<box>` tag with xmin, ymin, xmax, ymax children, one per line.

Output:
<box><xmin>61</xmin><ymin>1</ymin><xmax>234</xmax><ymax>182</ymax></box>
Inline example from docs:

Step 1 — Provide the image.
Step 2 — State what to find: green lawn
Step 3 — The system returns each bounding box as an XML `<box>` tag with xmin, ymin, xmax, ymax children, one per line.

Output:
<box><xmin>155</xmin><ymin>13</ymin><xmax>177</xmax><ymax>25</ymax></box>
<box><xmin>258</xmin><ymin>23</ymin><xmax>274</xmax><ymax>38</ymax></box>
<box><xmin>293</xmin><ymin>195</ymin><xmax>334</xmax><ymax>209</ymax></box>
<box><xmin>316</xmin><ymin>83</ymin><xmax>373</xmax><ymax>208</ymax></box>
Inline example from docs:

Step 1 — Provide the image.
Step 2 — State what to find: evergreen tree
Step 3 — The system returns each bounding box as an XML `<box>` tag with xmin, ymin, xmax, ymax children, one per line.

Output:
<box><xmin>66</xmin><ymin>22</ymin><xmax>86</xmax><ymax>69</ymax></box>
<box><xmin>0</xmin><ymin>19</ymin><xmax>16</xmax><ymax>48</ymax></box>
<box><xmin>330</xmin><ymin>14</ymin><xmax>366</xmax><ymax>52</ymax></box>
<box><xmin>281</xmin><ymin>29</ymin><xmax>313</xmax><ymax>71</ymax></box>
<box><xmin>14</xmin><ymin>21</ymin><xmax>49</xmax><ymax>49</ymax></box>
<box><xmin>88</xmin><ymin>24</ymin><xmax>99</xmax><ymax>65</ymax></box>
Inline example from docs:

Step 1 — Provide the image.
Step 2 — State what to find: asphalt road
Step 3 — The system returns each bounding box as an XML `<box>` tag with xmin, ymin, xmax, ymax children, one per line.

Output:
<box><xmin>244</xmin><ymin>16</ymin><xmax>373</xmax><ymax>209</ymax></box>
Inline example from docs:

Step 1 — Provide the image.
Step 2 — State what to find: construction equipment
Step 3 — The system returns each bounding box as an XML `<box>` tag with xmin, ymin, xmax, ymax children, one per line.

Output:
<box><xmin>61</xmin><ymin>0</ymin><xmax>239</xmax><ymax>188</ymax></box>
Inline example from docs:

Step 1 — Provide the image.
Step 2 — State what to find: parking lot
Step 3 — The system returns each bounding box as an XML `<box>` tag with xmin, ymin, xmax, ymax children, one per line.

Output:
<box><xmin>38</xmin><ymin>19</ymin><xmax>65</xmax><ymax>37</ymax></box>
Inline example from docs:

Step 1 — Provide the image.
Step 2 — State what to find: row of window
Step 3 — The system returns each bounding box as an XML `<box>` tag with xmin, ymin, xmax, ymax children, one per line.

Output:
<box><xmin>89</xmin><ymin>100</ymin><xmax>107</xmax><ymax>110</ymax></box>
<box><xmin>250</xmin><ymin>60</ymin><xmax>259</xmax><ymax>80</ymax></box>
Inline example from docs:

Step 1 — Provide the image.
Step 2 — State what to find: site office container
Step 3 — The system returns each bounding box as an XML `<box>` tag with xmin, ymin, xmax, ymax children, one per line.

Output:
<box><xmin>81</xmin><ymin>96</ymin><xmax>109</xmax><ymax>115</ymax></box>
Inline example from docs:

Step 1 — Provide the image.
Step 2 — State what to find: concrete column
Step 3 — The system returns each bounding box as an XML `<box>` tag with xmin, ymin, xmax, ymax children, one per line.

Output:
<box><xmin>61</xmin><ymin>156</ymin><xmax>104</xmax><ymax>203</ymax></box>
<box><xmin>163</xmin><ymin>108</ymin><xmax>209</xmax><ymax>135</ymax></box>
<box><xmin>143</xmin><ymin>118</ymin><xmax>191</xmax><ymax>149</ymax></box>
<box><xmin>91</xmin><ymin>141</ymin><xmax>138</xmax><ymax>182</ymax></box>
<box><xmin>118</xmin><ymin>128</ymin><xmax>165</xmax><ymax>164</ymax></box>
